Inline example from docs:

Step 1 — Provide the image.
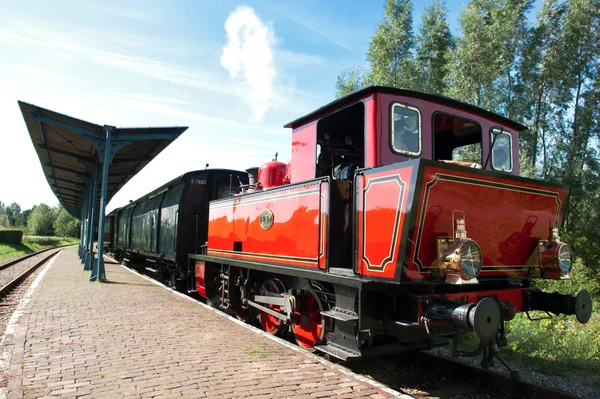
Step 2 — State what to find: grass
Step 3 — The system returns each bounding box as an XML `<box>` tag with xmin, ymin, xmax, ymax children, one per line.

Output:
<box><xmin>500</xmin><ymin>311</ymin><xmax>600</xmax><ymax>378</ymax></box>
<box><xmin>452</xmin><ymin>311</ymin><xmax>600</xmax><ymax>384</ymax></box>
<box><xmin>450</xmin><ymin>256</ymin><xmax>600</xmax><ymax>383</ymax></box>
<box><xmin>0</xmin><ymin>235</ymin><xmax>79</xmax><ymax>263</ymax></box>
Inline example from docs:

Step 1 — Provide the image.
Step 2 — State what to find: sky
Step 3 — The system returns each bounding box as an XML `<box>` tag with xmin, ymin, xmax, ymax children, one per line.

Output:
<box><xmin>0</xmin><ymin>0</ymin><xmax>541</xmax><ymax>214</ymax></box>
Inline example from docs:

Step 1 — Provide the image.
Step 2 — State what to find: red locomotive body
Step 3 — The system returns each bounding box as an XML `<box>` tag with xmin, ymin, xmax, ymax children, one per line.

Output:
<box><xmin>193</xmin><ymin>86</ymin><xmax>591</xmax><ymax>366</ymax></box>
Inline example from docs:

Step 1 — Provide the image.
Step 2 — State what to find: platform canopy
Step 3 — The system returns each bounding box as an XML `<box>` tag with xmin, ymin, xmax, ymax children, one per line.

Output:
<box><xmin>19</xmin><ymin>101</ymin><xmax>188</xmax><ymax>216</ymax></box>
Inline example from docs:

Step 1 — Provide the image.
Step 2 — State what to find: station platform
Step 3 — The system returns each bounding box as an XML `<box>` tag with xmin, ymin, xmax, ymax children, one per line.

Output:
<box><xmin>0</xmin><ymin>247</ymin><xmax>407</xmax><ymax>399</ymax></box>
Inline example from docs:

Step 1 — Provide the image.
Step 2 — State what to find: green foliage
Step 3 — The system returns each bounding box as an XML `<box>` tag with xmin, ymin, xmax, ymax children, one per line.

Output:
<box><xmin>15</xmin><ymin>208</ymin><xmax>31</xmax><ymax>229</ymax></box>
<box><xmin>336</xmin><ymin>65</ymin><xmax>371</xmax><ymax>98</ymax></box>
<box><xmin>53</xmin><ymin>206</ymin><xmax>80</xmax><ymax>237</ymax></box>
<box><xmin>0</xmin><ymin>215</ymin><xmax>9</xmax><ymax>229</ymax></box>
<box><xmin>337</xmin><ymin>0</ymin><xmax>600</xmax><ymax>375</ymax></box>
<box><xmin>0</xmin><ymin>236</ymin><xmax>79</xmax><ymax>263</ymax></box>
<box><xmin>0</xmin><ymin>230</ymin><xmax>23</xmax><ymax>244</ymax></box>
<box><xmin>27</xmin><ymin>203</ymin><xmax>55</xmax><ymax>236</ymax></box>
<box><xmin>415</xmin><ymin>0</ymin><xmax>454</xmax><ymax>95</ymax></box>
<box><xmin>367</xmin><ymin>0</ymin><xmax>419</xmax><ymax>90</ymax></box>
<box><xmin>502</xmin><ymin>312</ymin><xmax>600</xmax><ymax>376</ymax></box>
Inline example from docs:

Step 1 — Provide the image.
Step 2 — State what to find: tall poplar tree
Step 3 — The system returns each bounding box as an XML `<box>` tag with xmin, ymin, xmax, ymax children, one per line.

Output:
<box><xmin>552</xmin><ymin>0</ymin><xmax>600</xmax><ymax>235</ymax></box>
<box><xmin>335</xmin><ymin>65</ymin><xmax>370</xmax><ymax>98</ymax></box>
<box><xmin>415</xmin><ymin>0</ymin><xmax>454</xmax><ymax>95</ymax></box>
<box><xmin>516</xmin><ymin>0</ymin><xmax>568</xmax><ymax>175</ymax></box>
<box><xmin>367</xmin><ymin>0</ymin><xmax>418</xmax><ymax>89</ymax></box>
<box><xmin>448</xmin><ymin>0</ymin><xmax>501</xmax><ymax>108</ymax></box>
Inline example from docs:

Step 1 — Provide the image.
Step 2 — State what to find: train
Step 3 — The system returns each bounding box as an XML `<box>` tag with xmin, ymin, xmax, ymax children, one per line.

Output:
<box><xmin>104</xmin><ymin>86</ymin><xmax>592</xmax><ymax>372</ymax></box>
<box><xmin>103</xmin><ymin>168</ymin><xmax>247</xmax><ymax>290</ymax></box>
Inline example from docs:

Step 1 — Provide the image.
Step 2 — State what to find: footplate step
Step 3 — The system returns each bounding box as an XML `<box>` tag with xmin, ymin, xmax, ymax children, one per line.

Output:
<box><xmin>314</xmin><ymin>343</ymin><xmax>361</xmax><ymax>361</ymax></box>
<box><xmin>321</xmin><ymin>307</ymin><xmax>359</xmax><ymax>321</ymax></box>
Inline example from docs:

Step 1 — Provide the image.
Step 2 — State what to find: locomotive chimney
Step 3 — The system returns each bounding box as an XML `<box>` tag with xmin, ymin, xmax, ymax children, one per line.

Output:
<box><xmin>246</xmin><ymin>167</ymin><xmax>259</xmax><ymax>186</ymax></box>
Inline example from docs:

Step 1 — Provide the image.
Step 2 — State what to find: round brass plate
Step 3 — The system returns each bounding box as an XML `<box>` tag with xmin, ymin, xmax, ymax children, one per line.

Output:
<box><xmin>260</xmin><ymin>209</ymin><xmax>274</xmax><ymax>230</ymax></box>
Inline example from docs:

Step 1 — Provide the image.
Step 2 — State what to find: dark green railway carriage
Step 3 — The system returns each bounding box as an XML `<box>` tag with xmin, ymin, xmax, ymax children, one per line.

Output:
<box><xmin>104</xmin><ymin>169</ymin><xmax>247</xmax><ymax>291</ymax></box>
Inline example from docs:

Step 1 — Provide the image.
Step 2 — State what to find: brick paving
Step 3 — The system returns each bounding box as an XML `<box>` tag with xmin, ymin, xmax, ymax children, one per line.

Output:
<box><xmin>0</xmin><ymin>248</ymin><xmax>405</xmax><ymax>399</ymax></box>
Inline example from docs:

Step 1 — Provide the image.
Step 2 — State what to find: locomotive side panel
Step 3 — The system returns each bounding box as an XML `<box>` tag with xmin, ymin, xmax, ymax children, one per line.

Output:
<box><xmin>355</xmin><ymin>162</ymin><xmax>416</xmax><ymax>280</ymax></box>
<box><xmin>406</xmin><ymin>162</ymin><xmax>567</xmax><ymax>280</ymax></box>
<box><xmin>207</xmin><ymin>179</ymin><xmax>330</xmax><ymax>269</ymax></box>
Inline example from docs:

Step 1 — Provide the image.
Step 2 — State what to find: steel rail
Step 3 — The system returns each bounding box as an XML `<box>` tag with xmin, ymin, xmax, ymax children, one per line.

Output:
<box><xmin>0</xmin><ymin>249</ymin><xmax>62</xmax><ymax>297</ymax></box>
<box><xmin>110</xmin><ymin>252</ymin><xmax>581</xmax><ymax>399</ymax></box>
<box><xmin>414</xmin><ymin>352</ymin><xmax>579</xmax><ymax>399</ymax></box>
<box><xmin>0</xmin><ymin>244</ymin><xmax>74</xmax><ymax>271</ymax></box>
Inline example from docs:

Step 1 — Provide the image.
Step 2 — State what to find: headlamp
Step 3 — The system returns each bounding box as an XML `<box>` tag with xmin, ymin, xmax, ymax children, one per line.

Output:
<box><xmin>540</xmin><ymin>242</ymin><xmax>572</xmax><ymax>278</ymax></box>
<box><xmin>439</xmin><ymin>239</ymin><xmax>483</xmax><ymax>282</ymax></box>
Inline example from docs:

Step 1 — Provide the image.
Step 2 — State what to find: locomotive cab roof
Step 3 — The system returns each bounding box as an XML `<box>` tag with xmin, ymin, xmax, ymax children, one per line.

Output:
<box><xmin>284</xmin><ymin>86</ymin><xmax>526</xmax><ymax>183</ymax></box>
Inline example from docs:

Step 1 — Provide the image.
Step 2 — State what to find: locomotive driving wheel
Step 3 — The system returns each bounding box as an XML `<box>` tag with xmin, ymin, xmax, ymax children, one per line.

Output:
<box><xmin>292</xmin><ymin>287</ymin><xmax>328</xmax><ymax>348</ymax></box>
<box><xmin>258</xmin><ymin>279</ymin><xmax>286</xmax><ymax>335</ymax></box>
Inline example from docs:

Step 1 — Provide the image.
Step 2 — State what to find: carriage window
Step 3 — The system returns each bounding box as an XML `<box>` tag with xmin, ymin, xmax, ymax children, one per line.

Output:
<box><xmin>391</xmin><ymin>103</ymin><xmax>421</xmax><ymax>156</ymax></box>
<box><xmin>433</xmin><ymin>113</ymin><xmax>482</xmax><ymax>165</ymax></box>
<box><xmin>490</xmin><ymin>128</ymin><xmax>513</xmax><ymax>172</ymax></box>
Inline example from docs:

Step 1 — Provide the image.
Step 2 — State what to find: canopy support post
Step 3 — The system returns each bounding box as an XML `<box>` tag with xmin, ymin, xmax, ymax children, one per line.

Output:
<box><xmin>78</xmin><ymin>190</ymin><xmax>87</xmax><ymax>260</ymax></box>
<box><xmin>91</xmin><ymin>127</ymin><xmax>126</xmax><ymax>282</ymax></box>
<box><xmin>84</xmin><ymin>165</ymin><xmax>98</xmax><ymax>271</ymax></box>
<box><xmin>81</xmin><ymin>182</ymin><xmax>93</xmax><ymax>265</ymax></box>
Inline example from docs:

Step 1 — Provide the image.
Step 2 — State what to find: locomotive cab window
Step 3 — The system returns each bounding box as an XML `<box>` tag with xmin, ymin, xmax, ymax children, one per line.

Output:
<box><xmin>391</xmin><ymin>103</ymin><xmax>421</xmax><ymax>156</ymax></box>
<box><xmin>433</xmin><ymin>112</ymin><xmax>482</xmax><ymax>166</ymax></box>
<box><xmin>316</xmin><ymin>102</ymin><xmax>364</xmax><ymax>179</ymax></box>
<box><xmin>490</xmin><ymin>128</ymin><xmax>513</xmax><ymax>173</ymax></box>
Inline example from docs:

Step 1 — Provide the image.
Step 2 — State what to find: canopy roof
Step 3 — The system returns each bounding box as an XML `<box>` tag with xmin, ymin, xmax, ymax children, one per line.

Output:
<box><xmin>19</xmin><ymin>101</ymin><xmax>188</xmax><ymax>217</ymax></box>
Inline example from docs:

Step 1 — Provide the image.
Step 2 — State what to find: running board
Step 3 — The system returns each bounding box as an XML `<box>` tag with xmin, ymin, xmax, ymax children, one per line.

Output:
<box><xmin>314</xmin><ymin>343</ymin><xmax>361</xmax><ymax>361</ymax></box>
<box><xmin>321</xmin><ymin>307</ymin><xmax>359</xmax><ymax>321</ymax></box>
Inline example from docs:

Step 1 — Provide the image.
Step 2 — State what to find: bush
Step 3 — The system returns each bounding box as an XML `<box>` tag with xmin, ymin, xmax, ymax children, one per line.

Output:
<box><xmin>503</xmin><ymin>312</ymin><xmax>600</xmax><ymax>376</ymax></box>
<box><xmin>0</xmin><ymin>230</ymin><xmax>23</xmax><ymax>244</ymax></box>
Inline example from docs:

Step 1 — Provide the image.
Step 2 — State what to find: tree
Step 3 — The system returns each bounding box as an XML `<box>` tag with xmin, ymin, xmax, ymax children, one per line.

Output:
<box><xmin>4</xmin><ymin>202</ymin><xmax>21</xmax><ymax>227</ymax></box>
<box><xmin>415</xmin><ymin>0</ymin><xmax>454</xmax><ymax>95</ymax></box>
<box><xmin>27</xmin><ymin>203</ymin><xmax>55</xmax><ymax>236</ymax></box>
<box><xmin>546</xmin><ymin>0</ymin><xmax>600</xmax><ymax>238</ymax></box>
<box><xmin>448</xmin><ymin>0</ymin><xmax>500</xmax><ymax>108</ymax></box>
<box><xmin>367</xmin><ymin>0</ymin><xmax>418</xmax><ymax>89</ymax></box>
<box><xmin>335</xmin><ymin>65</ymin><xmax>371</xmax><ymax>98</ymax></box>
<box><xmin>14</xmin><ymin>208</ymin><xmax>31</xmax><ymax>228</ymax></box>
<box><xmin>53</xmin><ymin>206</ymin><xmax>80</xmax><ymax>237</ymax></box>
<box><xmin>447</xmin><ymin>0</ymin><xmax>532</xmax><ymax>112</ymax></box>
<box><xmin>0</xmin><ymin>215</ymin><xmax>9</xmax><ymax>229</ymax></box>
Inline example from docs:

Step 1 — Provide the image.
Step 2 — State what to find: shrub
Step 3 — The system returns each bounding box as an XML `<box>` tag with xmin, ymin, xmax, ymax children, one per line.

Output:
<box><xmin>0</xmin><ymin>230</ymin><xmax>23</xmax><ymax>244</ymax></box>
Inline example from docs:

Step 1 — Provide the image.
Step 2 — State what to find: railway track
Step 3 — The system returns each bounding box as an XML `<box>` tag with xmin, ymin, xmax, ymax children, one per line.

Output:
<box><xmin>112</xmin><ymin>256</ymin><xmax>586</xmax><ymax>399</ymax></box>
<box><xmin>0</xmin><ymin>244</ymin><xmax>71</xmax><ymax>271</ymax></box>
<box><xmin>0</xmin><ymin>247</ymin><xmax>66</xmax><ymax>350</ymax></box>
<box><xmin>0</xmin><ymin>248</ymin><xmax>64</xmax><ymax>297</ymax></box>
<box><xmin>345</xmin><ymin>350</ymin><xmax>581</xmax><ymax>399</ymax></box>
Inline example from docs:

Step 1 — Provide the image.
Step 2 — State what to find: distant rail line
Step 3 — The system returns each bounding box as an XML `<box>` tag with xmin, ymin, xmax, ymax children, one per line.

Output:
<box><xmin>0</xmin><ymin>248</ymin><xmax>64</xmax><ymax>297</ymax></box>
<box><xmin>0</xmin><ymin>245</ymin><xmax>71</xmax><ymax>271</ymax></box>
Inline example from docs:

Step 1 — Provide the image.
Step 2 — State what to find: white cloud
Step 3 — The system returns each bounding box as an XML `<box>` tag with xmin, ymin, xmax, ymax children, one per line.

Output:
<box><xmin>220</xmin><ymin>6</ymin><xmax>276</xmax><ymax>121</ymax></box>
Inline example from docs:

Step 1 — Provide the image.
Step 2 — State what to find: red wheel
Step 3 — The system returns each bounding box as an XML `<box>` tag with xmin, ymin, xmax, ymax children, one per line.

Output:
<box><xmin>258</xmin><ymin>279</ymin><xmax>285</xmax><ymax>335</ymax></box>
<box><xmin>293</xmin><ymin>288</ymin><xmax>327</xmax><ymax>348</ymax></box>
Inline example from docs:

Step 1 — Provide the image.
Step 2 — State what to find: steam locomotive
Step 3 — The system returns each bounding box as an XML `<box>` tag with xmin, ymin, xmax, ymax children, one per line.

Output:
<box><xmin>105</xmin><ymin>86</ymin><xmax>592</xmax><ymax>371</ymax></box>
